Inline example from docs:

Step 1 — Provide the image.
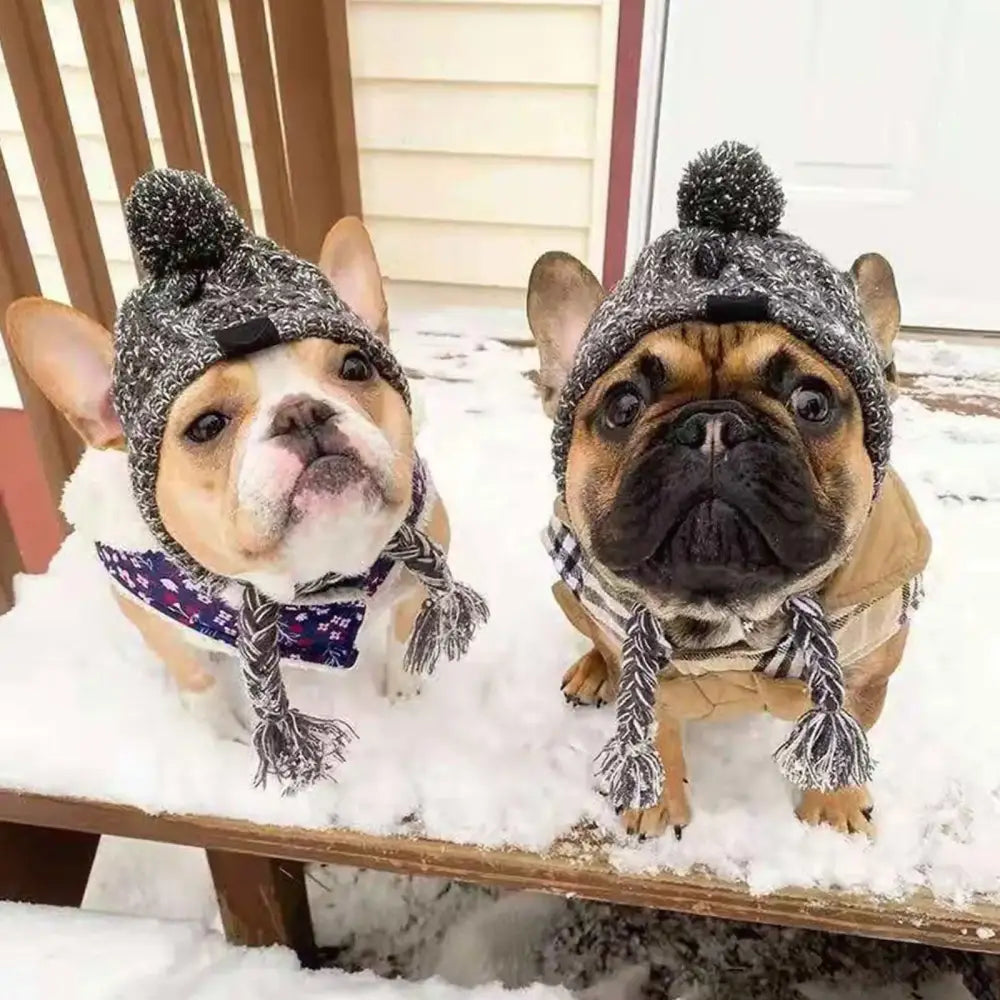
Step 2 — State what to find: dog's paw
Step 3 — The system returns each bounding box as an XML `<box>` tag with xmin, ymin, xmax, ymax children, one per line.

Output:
<box><xmin>621</xmin><ymin>781</ymin><xmax>691</xmax><ymax>841</ymax></box>
<box><xmin>180</xmin><ymin>685</ymin><xmax>250</xmax><ymax>745</ymax></box>
<box><xmin>561</xmin><ymin>648</ymin><xmax>612</xmax><ymax>707</ymax></box>
<box><xmin>797</xmin><ymin>785</ymin><xmax>874</xmax><ymax>837</ymax></box>
<box><xmin>386</xmin><ymin>669</ymin><xmax>423</xmax><ymax>703</ymax></box>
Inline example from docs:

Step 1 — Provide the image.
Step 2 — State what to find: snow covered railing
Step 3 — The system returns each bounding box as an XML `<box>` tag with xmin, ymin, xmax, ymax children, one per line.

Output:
<box><xmin>1</xmin><ymin>789</ymin><xmax>999</xmax><ymax>963</ymax></box>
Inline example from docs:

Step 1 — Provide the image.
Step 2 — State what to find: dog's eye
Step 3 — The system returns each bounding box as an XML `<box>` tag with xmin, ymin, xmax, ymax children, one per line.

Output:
<box><xmin>789</xmin><ymin>382</ymin><xmax>832</xmax><ymax>423</ymax></box>
<box><xmin>602</xmin><ymin>384</ymin><xmax>644</xmax><ymax>430</ymax></box>
<box><xmin>184</xmin><ymin>411</ymin><xmax>229</xmax><ymax>444</ymax></box>
<box><xmin>340</xmin><ymin>351</ymin><xmax>373</xmax><ymax>382</ymax></box>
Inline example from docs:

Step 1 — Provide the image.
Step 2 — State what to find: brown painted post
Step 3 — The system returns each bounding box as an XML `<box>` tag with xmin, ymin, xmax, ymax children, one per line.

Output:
<box><xmin>323</xmin><ymin>0</ymin><xmax>362</xmax><ymax>217</ymax></box>
<box><xmin>206</xmin><ymin>849</ymin><xmax>317</xmax><ymax>965</ymax></box>
<box><xmin>0</xmin><ymin>0</ymin><xmax>117</xmax><ymax>331</ymax></box>
<box><xmin>133</xmin><ymin>0</ymin><xmax>204</xmax><ymax>173</ymax></box>
<box><xmin>231</xmin><ymin>0</ymin><xmax>295</xmax><ymax>245</ymax></box>
<box><xmin>0</xmin><ymin>821</ymin><xmax>100</xmax><ymax>906</ymax></box>
<box><xmin>269</xmin><ymin>0</ymin><xmax>361</xmax><ymax>258</ymax></box>
<box><xmin>602</xmin><ymin>0</ymin><xmax>646</xmax><ymax>290</ymax></box>
<box><xmin>73</xmin><ymin>0</ymin><xmax>154</xmax><ymax>204</ymax></box>
<box><xmin>180</xmin><ymin>0</ymin><xmax>252</xmax><ymax>219</ymax></box>
<box><xmin>0</xmin><ymin>151</ymin><xmax>80</xmax><ymax>515</ymax></box>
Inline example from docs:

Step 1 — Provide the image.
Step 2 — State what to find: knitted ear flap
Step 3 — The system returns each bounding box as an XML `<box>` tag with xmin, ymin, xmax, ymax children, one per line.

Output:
<box><xmin>772</xmin><ymin>594</ymin><xmax>874</xmax><ymax>790</ymax></box>
<box><xmin>382</xmin><ymin>523</ymin><xmax>490</xmax><ymax>675</ymax></box>
<box><xmin>596</xmin><ymin>605</ymin><xmax>669</xmax><ymax>812</ymax></box>
<box><xmin>596</xmin><ymin>593</ymin><xmax>873</xmax><ymax>815</ymax></box>
<box><xmin>238</xmin><ymin>584</ymin><xmax>355</xmax><ymax>791</ymax></box>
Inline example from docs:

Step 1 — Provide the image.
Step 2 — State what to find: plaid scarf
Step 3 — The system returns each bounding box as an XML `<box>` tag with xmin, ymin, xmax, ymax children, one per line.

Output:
<box><xmin>545</xmin><ymin>516</ymin><xmax>922</xmax><ymax>812</ymax></box>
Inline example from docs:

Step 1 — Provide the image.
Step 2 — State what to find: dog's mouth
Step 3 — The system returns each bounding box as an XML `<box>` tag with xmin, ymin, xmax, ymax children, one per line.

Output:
<box><xmin>626</xmin><ymin>496</ymin><xmax>784</xmax><ymax>598</ymax></box>
<box><xmin>590</xmin><ymin>429</ymin><xmax>843</xmax><ymax>602</ymax></box>
<box><xmin>291</xmin><ymin>451</ymin><xmax>386</xmax><ymax>507</ymax></box>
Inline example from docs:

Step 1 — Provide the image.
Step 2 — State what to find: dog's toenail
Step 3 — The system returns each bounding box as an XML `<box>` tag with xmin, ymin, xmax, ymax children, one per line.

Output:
<box><xmin>674</xmin><ymin>826</ymin><xmax>684</xmax><ymax>841</ymax></box>
<box><xmin>861</xmin><ymin>806</ymin><xmax>874</xmax><ymax>821</ymax></box>
<box><xmin>638</xmin><ymin>833</ymin><xmax>647</xmax><ymax>842</ymax></box>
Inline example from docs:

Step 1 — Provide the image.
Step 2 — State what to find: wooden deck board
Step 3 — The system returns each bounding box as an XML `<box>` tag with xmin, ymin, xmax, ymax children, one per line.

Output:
<box><xmin>0</xmin><ymin>789</ymin><xmax>997</xmax><ymax>955</ymax></box>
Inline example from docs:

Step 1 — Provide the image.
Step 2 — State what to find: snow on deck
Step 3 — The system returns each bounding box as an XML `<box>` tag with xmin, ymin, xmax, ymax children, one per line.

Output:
<box><xmin>0</xmin><ymin>313</ymin><xmax>999</xmax><ymax>903</ymax></box>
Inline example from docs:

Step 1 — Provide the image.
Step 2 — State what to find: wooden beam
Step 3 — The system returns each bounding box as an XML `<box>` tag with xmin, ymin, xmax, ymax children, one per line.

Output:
<box><xmin>269</xmin><ymin>0</ymin><xmax>360</xmax><ymax>258</ymax></box>
<box><xmin>322</xmin><ymin>0</ymin><xmax>362</xmax><ymax>217</ymax></box>
<box><xmin>133</xmin><ymin>0</ymin><xmax>204</xmax><ymax>173</ymax></box>
<box><xmin>180</xmin><ymin>0</ymin><xmax>252</xmax><ymax>219</ymax></box>
<box><xmin>73</xmin><ymin>0</ymin><xmax>153</xmax><ymax>204</ymax></box>
<box><xmin>0</xmin><ymin>819</ymin><xmax>100</xmax><ymax>905</ymax></box>
<box><xmin>206</xmin><ymin>849</ymin><xmax>317</xmax><ymax>963</ymax></box>
<box><xmin>0</xmin><ymin>790</ymin><xmax>997</xmax><ymax>955</ymax></box>
<box><xmin>0</xmin><ymin>0</ymin><xmax>117</xmax><ymax>330</ymax></box>
<box><xmin>230</xmin><ymin>0</ymin><xmax>294</xmax><ymax>244</ymax></box>
<box><xmin>0</xmin><ymin>149</ymin><xmax>80</xmax><ymax>515</ymax></box>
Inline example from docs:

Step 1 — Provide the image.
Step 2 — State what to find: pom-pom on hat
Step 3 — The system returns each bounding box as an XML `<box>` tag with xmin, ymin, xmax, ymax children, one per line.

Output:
<box><xmin>551</xmin><ymin>140</ymin><xmax>892</xmax><ymax>497</ymax></box>
<box><xmin>125</xmin><ymin>169</ymin><xmax>246</xmax><ymax>278</ymax></box>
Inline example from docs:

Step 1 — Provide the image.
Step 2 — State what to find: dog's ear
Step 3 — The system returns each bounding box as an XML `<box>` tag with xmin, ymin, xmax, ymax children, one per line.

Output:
<box><xmin>319</xmin><ymin>217</ymin><xmax>389</xmax><ymax>343</ymax></box>
<box><xmin>526</xmin><ymin>251</ymin><xmax>604</xmax><ymax>418</ymax></box>
<box><xmin>851</xmin><ymin>252</ymin><xmax>900</xmax><ymax>393</ymax></box>
<box><xmin>4</xmin><ymin>297</ymin><xmax>123</xmax><ymax>449</ymax></box>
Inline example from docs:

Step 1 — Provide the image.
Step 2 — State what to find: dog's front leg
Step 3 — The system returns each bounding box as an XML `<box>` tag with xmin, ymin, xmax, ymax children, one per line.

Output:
<box><xmin>796</xmin><ymin>625</ymin><xmax>909</xmax><ymax>836</ymax></box>
<box><xmin>382</xmin><ymin>584</ymin><xmax>427</xmax><ymax>702</ymax></box>
<box><xmin>554</xmin><ymin>582</ymin><xmax>618</xmax><ymax>706</ymax></box>
<box><xmin>621</xmin><ymin>703</ymin><xmax>691</xmax><ymax>840</ymax></box>
<box><xmin>112</xmin><ymin>589</ymin><xmax>249</xmax><ymax>742</ymax></box>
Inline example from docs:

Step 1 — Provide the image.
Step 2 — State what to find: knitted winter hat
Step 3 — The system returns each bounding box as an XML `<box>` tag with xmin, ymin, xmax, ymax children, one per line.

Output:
<box><xmin>114</xmin><ymin>168</ymin><xmax>488</xmax><ymax>791</ymax></box>
<box><xmin>553</xmin><ymin>140</ymin><xmax>892</xmax><ymax>497</ymax></box>
<box><xmin>556</xmin><ymin>143</ymin><xmax>892</xmax><ymax>812</ymax></box>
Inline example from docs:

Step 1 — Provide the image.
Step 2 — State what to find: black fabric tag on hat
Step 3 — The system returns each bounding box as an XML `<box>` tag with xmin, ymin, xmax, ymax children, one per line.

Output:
<box><xmin>704</xmin><ymin>293</ymin><xmax>770</xmax><ymax>324</ymax></box>
<box><xmin>213</xmin><ymin>316</ymin><xmax>281</xmax><ymax>358</ymax></box>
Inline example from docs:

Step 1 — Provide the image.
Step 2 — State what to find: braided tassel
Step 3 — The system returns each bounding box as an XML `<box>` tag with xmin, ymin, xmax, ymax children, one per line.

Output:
<box><xmin>596</xmin><ymin>605</ymin><xmax>670</xmax><ymax>812</ymax></box>
<box><xmin>238</xmin><ymin>585</ymin><xmax>355</xmax><ymax>792</ymax></box>
<box><xmin>385</xmin><ymin>524</ymin><xmax>489</xmax><ymax>675</ymax></box>
<box><xmin>773</xmin><ymin>594</ymin><xmax>873</xmax><ymax>791</ymax></box>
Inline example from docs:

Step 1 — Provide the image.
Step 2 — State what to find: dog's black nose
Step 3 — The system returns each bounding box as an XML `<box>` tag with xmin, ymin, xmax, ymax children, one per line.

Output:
<box><xmin>270</xmin><ymin>398</ymin><xmax>334</xmax><ymax>436</ymax></box>
<box><xmin>674</xmin><ymin>408</ymin><xmax>753</xmax><ymax>451</ymax></box>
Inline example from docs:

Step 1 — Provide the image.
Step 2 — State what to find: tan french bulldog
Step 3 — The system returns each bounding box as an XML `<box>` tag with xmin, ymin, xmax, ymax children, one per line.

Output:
<box><xmin>5</xmin><ymin>168</ymin><xmax>485</xmax><ymax>789</ymax></box>
<box><xmin>528</xmin><ymin>143</ymin><xmax>930</xmax><ymax>839</ymax></box>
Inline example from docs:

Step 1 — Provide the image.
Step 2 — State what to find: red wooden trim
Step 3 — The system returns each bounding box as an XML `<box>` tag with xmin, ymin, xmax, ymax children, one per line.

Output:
<box><xmin>602</xmin><ymin>0</ymin><xmax>646</xmax><ymax>291</ymax></box>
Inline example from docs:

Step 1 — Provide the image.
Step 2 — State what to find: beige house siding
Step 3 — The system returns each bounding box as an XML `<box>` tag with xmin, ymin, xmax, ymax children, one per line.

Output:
<box><xmin>0</xmin><ymin>0</ymin><xmax>617</xmax><ymax>400</ymax></box>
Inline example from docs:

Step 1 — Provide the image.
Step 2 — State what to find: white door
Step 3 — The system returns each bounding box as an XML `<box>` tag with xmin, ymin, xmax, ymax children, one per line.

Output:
<box><xmin>644</xmin><ymin>0</ymin><xmax>1000</xmax><ymax>332</ymax></box>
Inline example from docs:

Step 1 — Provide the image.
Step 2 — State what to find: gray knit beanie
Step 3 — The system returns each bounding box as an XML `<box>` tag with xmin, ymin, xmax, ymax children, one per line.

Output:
<box><xmin>553</xmin><ymin>140</ymin><xmax>891</xmax><ymax>497</ymax></box>
<box><xmin>556</xmin><ymin>143</ymin><xmax>894</xmax><ymax>814</ymax></box>
<box><xmin>113</xmin><ymin>169</ymin><xmax>488</xmax><ymax>791</ymax></box>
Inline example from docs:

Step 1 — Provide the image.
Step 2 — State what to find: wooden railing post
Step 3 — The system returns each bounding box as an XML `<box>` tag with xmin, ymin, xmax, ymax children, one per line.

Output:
<box><xmin>231</xmin><ymin>0</ymin><xmax>295</xmax><ymax>245</ymax></box>
<box><xmin>180</xmin><ymin>0</ymin><xmax>252</xmax><ymax>219</ymax></box>
<box><xmin>0</xmin><ymin>150</ymin><xmax>80</xmax><ymax>518</ymax></box>
<box><xmin>133</xmin><ymin>0</ymin><xmax>205</xmax><ymax>174</ymax></box>
<box><xmin>73</xmin><ymin>0</ymin><xmax>153</xmax><ymax>205</ymax></box>
<box><xmin>269</xmin><ymin>0</ymin><xmax>362</xmax><ymax>258</ymax></box>
<box><xmin>0</xmin><ymin>0</ymin><xmax>117</xmax><ymax>332</ymax></box>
